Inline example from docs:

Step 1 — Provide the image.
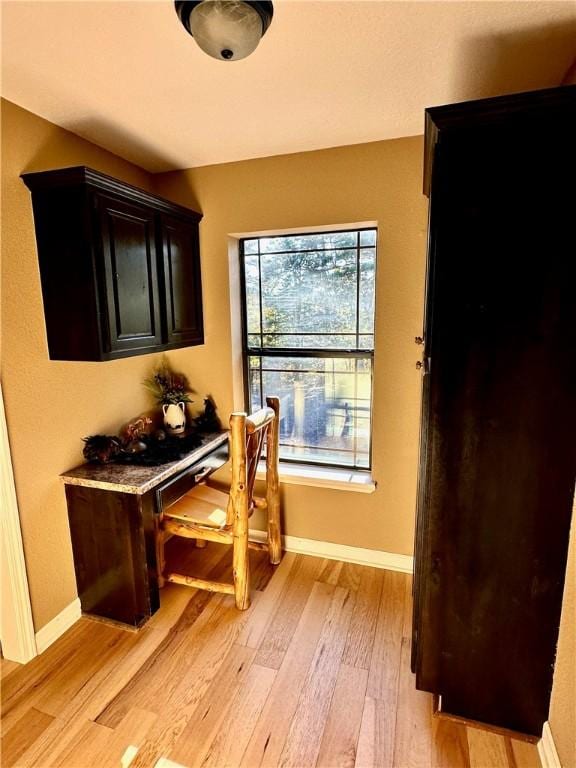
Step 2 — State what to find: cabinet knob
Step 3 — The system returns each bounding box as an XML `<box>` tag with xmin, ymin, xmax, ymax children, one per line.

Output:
<box><xmin>416</xmin><ymin>360</ymin><xmax>423</xmax><ymax>370</ymax></box>
<box><xmin>415</xmin><ymin>336</ymin><xmax>424</xmax><ymax>345</ymax></box>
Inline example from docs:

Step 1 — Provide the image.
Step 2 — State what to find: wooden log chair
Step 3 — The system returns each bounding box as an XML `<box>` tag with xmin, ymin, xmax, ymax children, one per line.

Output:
<box><xmin>156</xmin><ymin>396</ymin><xmax>282</xmax><ymax>610</ymax></box>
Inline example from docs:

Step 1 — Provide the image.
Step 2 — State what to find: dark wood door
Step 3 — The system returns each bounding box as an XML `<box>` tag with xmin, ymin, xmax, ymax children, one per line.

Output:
<box><xmin>95</xmin><ymin>194</ymin><xmax>163</xmax><ymax>355</ymax></box>
<box><xmin>413</xmin><ymin>87</ymin><xmax>576</xmax><ymax>736</ymax></box>
<box><xmin>160</xmin><ymin>213</ymin><xmax>204</xmax><ymax>347</ymax></box>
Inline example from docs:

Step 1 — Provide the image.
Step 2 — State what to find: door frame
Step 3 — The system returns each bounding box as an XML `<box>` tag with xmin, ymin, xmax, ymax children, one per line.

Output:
<box><xmin>1</xmin><ymin>380</ymin><xmax>37</xmax><ymax>663</ymax></box>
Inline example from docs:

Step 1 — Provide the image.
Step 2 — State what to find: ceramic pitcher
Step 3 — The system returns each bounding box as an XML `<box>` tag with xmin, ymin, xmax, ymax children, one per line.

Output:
<box><xmin>162</xmin><ymin>402</ymin><xmax>186</xmax><ymax>435</ymax></box>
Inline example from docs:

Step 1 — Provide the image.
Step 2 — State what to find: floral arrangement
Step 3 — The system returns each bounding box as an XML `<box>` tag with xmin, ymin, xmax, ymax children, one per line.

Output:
<box><xmin>143</xmin><ymin>356</ymin><xmax>195</xmax><ymax>406</ymax></box>
<box><xmin>82</xmin><ymin>357</ymin><xmax>207</xmax><ymax>465</ymax></box>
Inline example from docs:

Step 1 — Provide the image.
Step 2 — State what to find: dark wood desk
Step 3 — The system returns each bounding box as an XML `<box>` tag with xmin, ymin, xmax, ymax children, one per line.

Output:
<box><xmin>61</xmin><ymin>432</ymin><xmax>229</xmax><ymax>627</ymax></box>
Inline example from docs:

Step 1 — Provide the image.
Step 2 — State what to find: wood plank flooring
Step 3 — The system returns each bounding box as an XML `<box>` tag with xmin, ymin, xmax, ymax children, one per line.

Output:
<box><xmin>1</xmin><ymin>542</ymin><xmax>542</xmax><ymax>768</ymax></box>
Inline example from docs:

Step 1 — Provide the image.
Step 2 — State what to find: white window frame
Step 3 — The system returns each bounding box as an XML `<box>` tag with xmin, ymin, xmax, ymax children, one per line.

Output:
<box><xmin>232</xmin><ymin>224</ymin><xmax>378</xmax><ymax>486</ymax></box>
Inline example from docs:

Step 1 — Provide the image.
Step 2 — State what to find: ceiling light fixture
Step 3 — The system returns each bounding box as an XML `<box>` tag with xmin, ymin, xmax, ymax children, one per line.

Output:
<box><xmin>175</xmin><ymin>1</ymin><xmax>274</xmax><ymax>62</ymax></box>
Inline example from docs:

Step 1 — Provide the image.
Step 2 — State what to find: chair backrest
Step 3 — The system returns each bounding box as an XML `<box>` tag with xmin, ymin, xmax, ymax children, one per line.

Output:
<box><xmin>227</xmin><ymin>396</ymin><xmax>279</xmax><ymax>526</ymax></box>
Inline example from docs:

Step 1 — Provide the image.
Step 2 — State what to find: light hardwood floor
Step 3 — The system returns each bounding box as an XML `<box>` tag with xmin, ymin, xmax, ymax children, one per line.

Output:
<box><xmin>1</xmin><ymin>542</ymin><xmax>542</xmax><ymax>768</ymax></box>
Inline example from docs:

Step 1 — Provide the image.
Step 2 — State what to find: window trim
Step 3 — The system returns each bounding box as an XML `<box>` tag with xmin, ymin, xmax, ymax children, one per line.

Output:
<box><xmin>255</xmin><ymin>461</ymin><xmax>376</xmax><ymax>493</ymax></box>
<box><xmin>239</xmin><ymin>226</ymin><xmax>377</xmax><ymax>472</ymax></box>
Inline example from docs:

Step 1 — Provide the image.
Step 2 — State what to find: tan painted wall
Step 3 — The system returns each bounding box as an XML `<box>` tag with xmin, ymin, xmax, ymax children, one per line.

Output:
<box><xmin>2</xmin><ymin>100</ymin><xmax>427</xmax><ymax>631</ymax></box>
<box><xmin>155</xmin><ymin>137</ymin><xmax>428</xmax><ymax>554</ymax></box>
<box><xmin>1</xmin><ymin>100</ymin><xmax>163</xmax><ymax>630</ymax></box>
<box><xmin>549</xmin><ymin>497</ymin><xmax>575</xmax><ymax>767</ymax></box>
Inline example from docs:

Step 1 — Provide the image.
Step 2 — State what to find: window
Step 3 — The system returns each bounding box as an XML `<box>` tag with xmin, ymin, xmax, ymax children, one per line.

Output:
<box><xmin>240</xmin><ymin>227</ymin><xmax>376</xmax><ymax>470</ymax></box>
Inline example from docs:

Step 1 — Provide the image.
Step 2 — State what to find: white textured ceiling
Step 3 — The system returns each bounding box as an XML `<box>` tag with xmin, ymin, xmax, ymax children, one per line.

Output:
<box><xmin>2</xmin><ymin>1</ymin><xmax>575</xmax><ymax>172</ymax></box>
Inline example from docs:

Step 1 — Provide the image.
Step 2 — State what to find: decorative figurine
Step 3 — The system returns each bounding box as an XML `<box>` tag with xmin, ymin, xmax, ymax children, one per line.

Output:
<box><xmin>194</xmin><ymin>395</ymin><xmax>222</xmax><ymax>433</ymax></box>
<box><xmin>119</xmin><ymin>413</ymin><xmax>154</xmax><ymax>444</ymax></box>
<box><xmin>82</xmin><ymin>435</ymin><xmax>122</xmax><ymax>464</ymax></box>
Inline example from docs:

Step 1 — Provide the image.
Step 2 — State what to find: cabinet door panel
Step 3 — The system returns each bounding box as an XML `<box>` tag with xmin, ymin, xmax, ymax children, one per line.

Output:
<box><xmin>65</xmin><ymin>485</ymin><xmax>153</xmax><ymax>627</ymax></box>
<box><xmin>161</xmin><ymin>214</ymin><xmax>204</xmax><ymax>347</ymax></box>
<box><xmin>97</xmin><ymin>195</ymin><xmax>162</xmax><ymax>354</ymax></box>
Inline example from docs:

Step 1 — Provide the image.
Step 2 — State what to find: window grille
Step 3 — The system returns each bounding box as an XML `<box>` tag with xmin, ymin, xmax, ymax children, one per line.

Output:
<box><xmin>240</xmin><ymin>228</ymin><xmax>376</xmax><ymax>470</ymax></box>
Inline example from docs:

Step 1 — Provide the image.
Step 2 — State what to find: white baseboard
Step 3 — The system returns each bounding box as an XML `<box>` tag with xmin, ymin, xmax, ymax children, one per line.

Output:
<box><xmin>538</xmin><ymin>722</ymin><xmax>562</xmax><ymax>768</ymax></box>
<box><xmin>249</xmin><ymin>530</ymin><xmax>414</xmax><ymax>573</ymax></box>
<box><xmin>31</xmin><ymin>537</ymin><xmax>411</xmax><ymax>656</ymax></box>
<box><xmin>35</xmin><ymin>598</ymin><xmax>81</xmax><ymax>654</ymax></box>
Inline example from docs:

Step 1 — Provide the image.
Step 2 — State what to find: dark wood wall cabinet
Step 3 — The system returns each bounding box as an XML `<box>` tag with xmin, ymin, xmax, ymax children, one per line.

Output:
<box><xmin>412</xmin><ymin>86</ymin><xmax>576</xmax><ymax>737</ymax></box>
<box><xmin>22</xmin><ymin>167</ymin><xmax>204</xmax><ymax>361</ymax></box>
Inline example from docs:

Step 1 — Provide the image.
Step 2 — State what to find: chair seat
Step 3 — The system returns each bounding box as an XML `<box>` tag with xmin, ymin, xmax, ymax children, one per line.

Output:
<box><xmin>165</xmin><ymin>484</ymin><xmax>230</xmax><ymax>529</ymax></box>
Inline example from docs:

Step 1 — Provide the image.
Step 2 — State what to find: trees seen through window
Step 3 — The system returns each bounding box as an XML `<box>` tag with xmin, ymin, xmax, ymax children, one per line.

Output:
<box><xmin>241</xmin><ymin>228</ymin><xmax>376</xmax><ymax>469</ymax></box>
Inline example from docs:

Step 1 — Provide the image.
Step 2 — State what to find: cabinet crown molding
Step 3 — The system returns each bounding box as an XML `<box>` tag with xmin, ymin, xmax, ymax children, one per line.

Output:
<box><xmin>22</xmin><ymin>165</ymin><xmax>203</xmax><ymax>222</ymax></box>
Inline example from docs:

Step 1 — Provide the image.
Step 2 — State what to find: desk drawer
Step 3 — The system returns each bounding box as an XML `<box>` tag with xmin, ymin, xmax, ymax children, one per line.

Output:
<box><xmin>156</xmin><ymin>441</ymin><xmax>229</xmax><ymax>513</ymax></box>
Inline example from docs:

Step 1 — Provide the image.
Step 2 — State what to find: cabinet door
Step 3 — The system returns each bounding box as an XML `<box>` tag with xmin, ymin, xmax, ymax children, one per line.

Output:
<box><xmin>65</xmin><ymin>484</ymin><xmax>158</xmax><ymax>627</ymax></box>
<box><xmin>415</xmin><ymin>101</ymin><xmax>576</xmax><ymax>735</ymax></box>
<box><xmin>160</xmin><ymin>213</ymin><xmax>204</xmax><ymax>347</ymax></box>
<box><xmin>96</xmin><ymin>194</ymin><xmax>163</xmax><ymax>355</ymax></box>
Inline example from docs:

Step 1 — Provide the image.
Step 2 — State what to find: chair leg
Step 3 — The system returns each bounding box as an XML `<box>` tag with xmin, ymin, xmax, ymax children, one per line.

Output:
<box><xmin>267</xmin><ymin>503</ymin><xmax>281</xmax><ymax>565</ymax></box>
<box><xmin>233</xmin><ymin>527</ymin><xmax>251</xmax><ymax>610</ymax></box>
<box><xmin>265</xmin><ymin>396</ymin><xmax>282</xmax><ymax>565</ymax></box>
<box><xmin>230</xmin><ymin>411</ymin><xmax>251</xmax><ymax>610</ymax></box>
<box><xmin>266</xmin><ymin>465</ymin><xmax>282</xmax><ymax>565</ymax></box>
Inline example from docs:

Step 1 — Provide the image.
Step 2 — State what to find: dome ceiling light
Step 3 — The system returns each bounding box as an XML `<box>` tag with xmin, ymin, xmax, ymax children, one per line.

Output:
<box><xmin>175</xmin><ymin>1</ymin><xmax>274</xmax><ymax>62</ymax></box>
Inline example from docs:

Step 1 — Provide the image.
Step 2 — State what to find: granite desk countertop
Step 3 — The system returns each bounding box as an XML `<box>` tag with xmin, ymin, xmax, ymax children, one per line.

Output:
<box><xmin>60</xmin><ymin>431</ymin><xmax>229</xmax><ymax>495</ymax></box>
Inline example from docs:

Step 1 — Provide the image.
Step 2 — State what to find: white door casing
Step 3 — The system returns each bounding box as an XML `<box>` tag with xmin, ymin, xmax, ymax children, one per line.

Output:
<box><xmin>0</xmin><ymin>380</ymin><xmax>37</xmax><ymax>662</ymax></box>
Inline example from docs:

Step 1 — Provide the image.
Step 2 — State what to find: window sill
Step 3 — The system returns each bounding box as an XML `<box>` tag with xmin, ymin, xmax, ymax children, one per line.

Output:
<box><xmin>256</xmin><ymin>461</ymin><xmax>376</xmax><ymax>493</ymax></box>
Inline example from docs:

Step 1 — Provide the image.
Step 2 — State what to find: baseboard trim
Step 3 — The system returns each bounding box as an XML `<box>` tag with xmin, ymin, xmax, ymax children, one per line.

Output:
<box><xmin>249</xmin><ymin>530</ymin><xmax>414</xmax><ymax>573</ymax></box>
<box><xmin>538</xmin><ymin>722</ymin><xmax>562</xmax><ymax>768</ymax></box>
<box><xmin>35</xmin><ymin>598</ymin><xmax>81</xmax><ymax>654</ymax></box>
<box><xmin>31</xmin><ymin>538</ymin><xmax>411</xmax><ymax>654</ymax></box>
